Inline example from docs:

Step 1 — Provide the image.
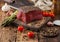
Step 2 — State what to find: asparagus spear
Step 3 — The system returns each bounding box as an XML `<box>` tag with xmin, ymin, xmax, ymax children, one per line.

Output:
<box><xmin>1</xmin><ymin>10</ymin><xmax>18</xmax><ymax>27</ymax></box>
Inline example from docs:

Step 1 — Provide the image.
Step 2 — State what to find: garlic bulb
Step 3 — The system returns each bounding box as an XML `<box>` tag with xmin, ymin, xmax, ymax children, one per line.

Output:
<box><xmin>2</xmin><ymin>3</ymin><xmax>11</xmax><ymax>12</ymax></box>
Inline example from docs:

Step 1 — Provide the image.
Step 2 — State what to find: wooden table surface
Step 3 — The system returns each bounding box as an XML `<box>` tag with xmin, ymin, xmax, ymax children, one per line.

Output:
<box><xmin>0</xmin><ymin>1</ymin><xmax>60</xmax><ymax>42</ymax></box>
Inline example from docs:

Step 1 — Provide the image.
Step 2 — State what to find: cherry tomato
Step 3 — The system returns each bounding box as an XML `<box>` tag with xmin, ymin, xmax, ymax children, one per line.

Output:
<box><xmin>18</xmin><ymin>26</ymin><xmax>24</xmax><ymax>32</ymax></box>
<box><xmin>43</xmin><ymin>11</ymin><xmax>49</xmax><ymax>17</ymax></box>
<box><xmin>49</xmin><ymin>13</ymin><xmax>55</xmax><ymax>18</ymax></box>
<box><xmin>49</xmin><ymin>12</ymin><xmax>55</xmax><ymax>17</ymax></box>
<box><xmin>27</xmin><ymin>32</ymin><xmax>34</xmax><ymax>38</ymax></box>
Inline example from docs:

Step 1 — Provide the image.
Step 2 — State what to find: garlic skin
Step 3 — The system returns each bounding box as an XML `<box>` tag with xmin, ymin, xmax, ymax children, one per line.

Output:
<box><xmin>35</xmin><ymin>0</ymin><xmax>53</xmax><ymax>10</ymax></box>
<box><xmin>47</xmin><ymin>21</ymin><xmax>54</xmax><ymax>26</ymax></box>
<box><xmin>44</xmin><ymin>0</ymin><xmax>53</xmax><ymax>6</ymax></box>
<box><xmin>2</xmin><ymin>3</ymin><xmax>11</xmax><ymax>12</ymax></box>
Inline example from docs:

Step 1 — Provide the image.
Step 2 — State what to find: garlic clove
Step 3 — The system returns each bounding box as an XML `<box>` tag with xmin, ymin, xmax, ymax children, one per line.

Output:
<box><xmin>47</xmin><ymin>21</ymin><xmax>54</xmax><ymax>26</ymax></box>
<box><xmin>2</xmin><ymin>3</ymin><xmax>11</xmax><ymax>12</ymax></box>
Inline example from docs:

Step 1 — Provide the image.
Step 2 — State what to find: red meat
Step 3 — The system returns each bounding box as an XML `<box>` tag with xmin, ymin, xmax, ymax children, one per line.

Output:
<box><xmin>17</xmin><ymin>10</ymin><xmax>43</xmax><ymax>23</ymax></box>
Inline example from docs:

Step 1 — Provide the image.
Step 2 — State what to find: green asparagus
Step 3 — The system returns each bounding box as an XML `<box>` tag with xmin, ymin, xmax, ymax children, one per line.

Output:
<box><xmin>1</xmin><ymin>10</ymin><xmax>18</xmax><ymax>27</ymax></box>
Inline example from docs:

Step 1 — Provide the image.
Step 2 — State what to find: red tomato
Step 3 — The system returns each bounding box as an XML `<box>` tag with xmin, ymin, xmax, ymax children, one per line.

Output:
<box><xmin>49</xmin><ymin>14</ymin><xmax>55</xmax><ymax>18</ymax></box>
<box><xmin>27</xmin><ymin>32</ymin><xmax>34</xmax><ymax>38</ymax></box>
<box><xmin>43</xmin><ymin>11</ymin><xmax>49</xmax><ymax>17</ymax></box>
<box><xmin>18</xmin><ymin>26</ymin><xmax>24</xmax><ymax>32</ymax></box>
<box><xmin>48</xmin><ymin>12</ymin><xmax>55</xmax><ymax>18</ymax></box>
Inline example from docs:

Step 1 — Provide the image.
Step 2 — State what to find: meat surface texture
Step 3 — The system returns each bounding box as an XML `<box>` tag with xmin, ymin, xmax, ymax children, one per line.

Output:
<box><xmin>18</xmin><ymin>10</ymin><xmax>43</xmax><ymax>23</ymax></box>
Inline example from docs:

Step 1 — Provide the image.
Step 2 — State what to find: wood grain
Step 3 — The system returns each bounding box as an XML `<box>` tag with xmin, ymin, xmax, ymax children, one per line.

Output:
<box><xmin>0</xmin><ymin>1</ymin><xmax>60</xmax><ymax>42</ymax></box>
<box><xmin>0</xmin><ymin>1</ymin><xmax>17</xmax><ymax>42</ymax></box>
